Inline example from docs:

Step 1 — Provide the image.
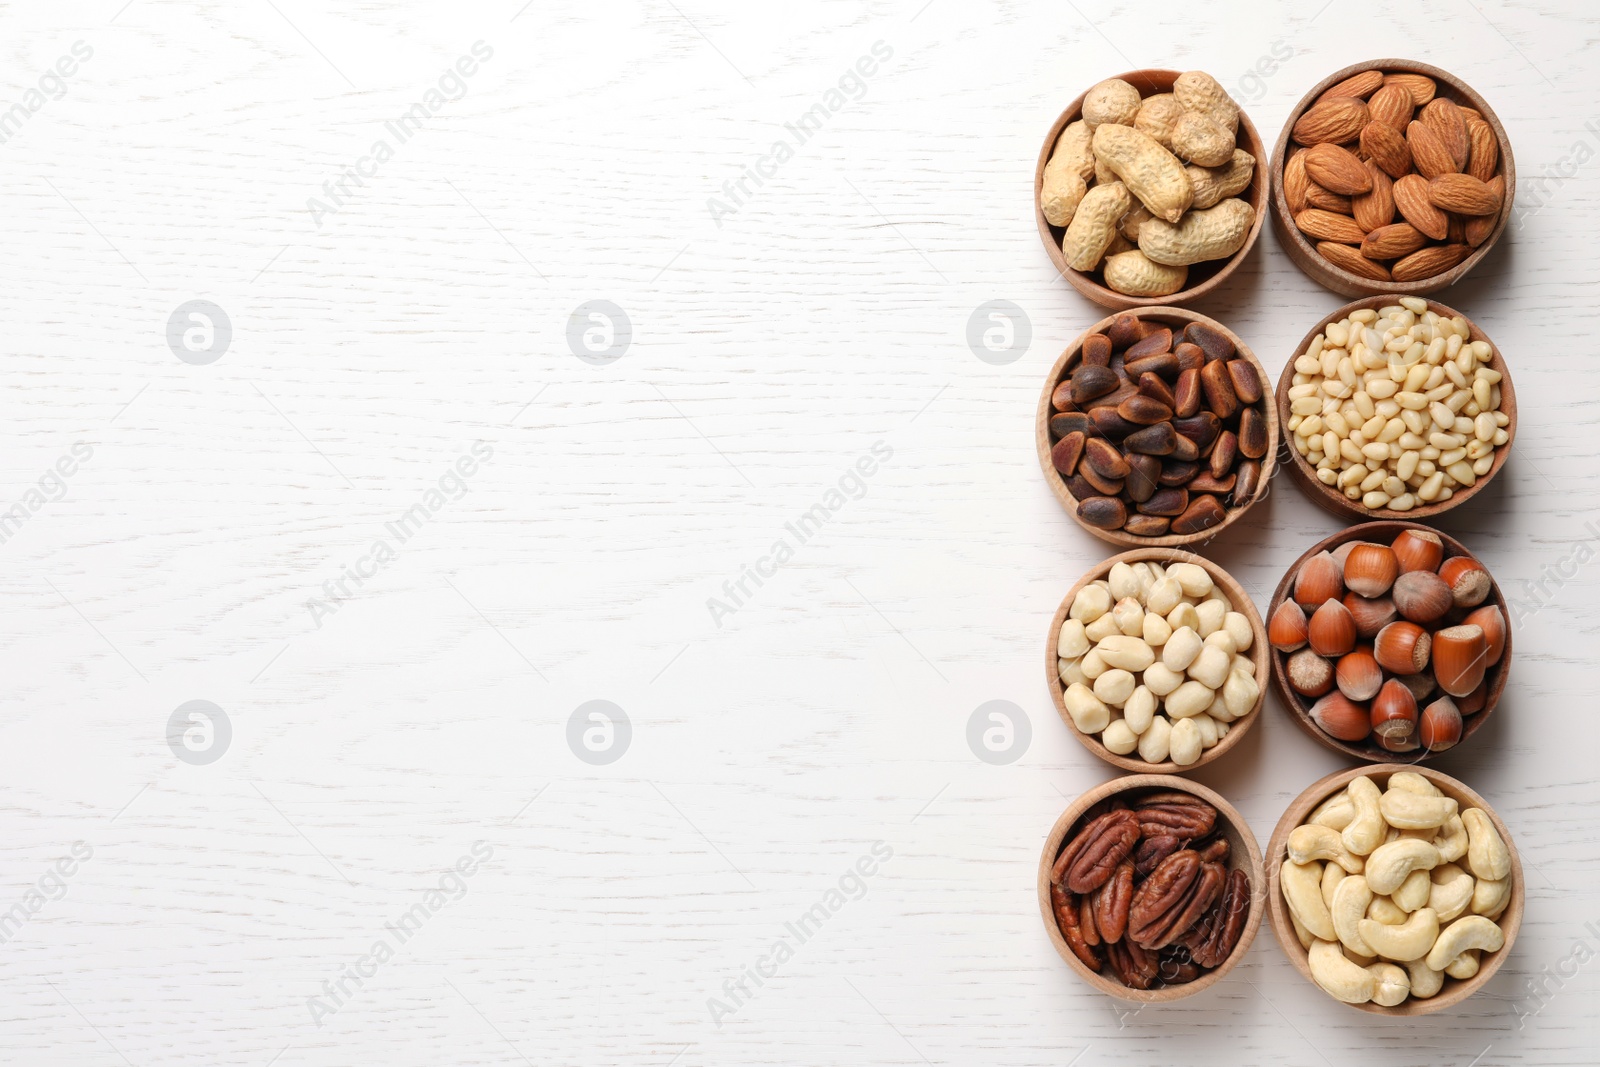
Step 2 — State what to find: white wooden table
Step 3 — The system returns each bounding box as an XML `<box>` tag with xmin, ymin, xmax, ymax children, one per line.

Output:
<box><xmin>3</xmin><ymin>1</ymin><xmax>1596</xmax><ymax>1063</ymax></box>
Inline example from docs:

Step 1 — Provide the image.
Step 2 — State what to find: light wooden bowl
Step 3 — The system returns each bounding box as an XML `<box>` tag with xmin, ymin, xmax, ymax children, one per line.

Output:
<box><xmin>1266</xmin><ymin>521</ymin><xmax>1511</xmax><ymax>764</ymax></box>
<box><xmin>1037</xmin><ymin>306</ymin><xmax>1279</xmax><ymax>547</ymax></box>
<box><xmin>1266</xmin><ymin>764</ymin><xmax>1524</xmax><ymax>1015</ymax></box>
<box><xmin>1039</xmin><ymin>774</ymin><xmax>1265</xmax><ymax>1002</ymax></box>
<box><xmin>1270</xmin><ymin>59</ymin><xmax>1515</xmax><ymax>298</ymax></box>
<box><xmin>1035</xmin><ymin>69</ymin><xmax>1268</xmax><ymax>309</ymax></box>
<box><xmin>1047</xmin><ymin>548</ymin><xmax>1268</xmax><ymax>773</ymax></box>
<box><xmin>1275</xmin><ymin>296</ymin><xmax>1516</xmax><ymax>523</ymax></box>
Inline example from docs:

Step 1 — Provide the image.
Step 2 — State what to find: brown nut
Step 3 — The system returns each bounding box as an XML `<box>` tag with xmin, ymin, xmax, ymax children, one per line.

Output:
<box><xmin>1092</xmin><ymin>859</ymin><xmax>1135</xmax><ymax>944</ymax></box>
<box><xmin>1190</xmin><ymin>866</ymin><xmax>1251</xmax><ymax>968</ymax></box>
<box><xmin>1127</xmin><ymin>851</ymin><xmax>1201</xmax><ymax>945</ymax></box>
<box><xmin>1133</xmin><ymin>833</ymin><xmax>1183</xmax><ymax>878</ymax></box>
<box><xmin>1051</xmin><ymin>883</ymin><xmax>1103</xmax><ymax>972</ymax></box>
<box><xmin>1060</xmin><ymin>809</ymin><xmax>1141</xmax><ymax>894</ymax></box>
<box><xmin>1135</xmin><ymin>801</ymin><xmax>1216</xmax><ymax>841</ymax></box>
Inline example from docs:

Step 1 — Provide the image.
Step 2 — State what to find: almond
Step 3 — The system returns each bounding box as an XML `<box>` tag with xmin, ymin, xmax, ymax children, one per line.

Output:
<box><xmin>1366</xmin><ymin>83</ymin><xmax>1415</xmax><ymax>131</ymax></box>
<box><xmin>1429</xmin><ymin>173</ymin><xmax>1502</xmax><ymax>216</ymax></box>
<box><xmin>1383</xmin><ymin>72</ymin><xmax>1437</xmax><ymax>107</ymax></box>
<box><xmin>1351</xmin><ymin>162</ymin><xmax>1395</xmax><ymax>232</ymax></box>
<box><xmin>1296</xmin><ymin>208</ymin><xmax>1367</xmax><ymax>244</ymax></box>
<box><xmin>1360</xmin><ymin>120</ymin><xmax>1412</xmax><ymax>178</ymax></box>
<box><xmin>1284</xmin><ymin>150</ymin><xmax>1310</xmax><ymax>214</ymax></box>
<box><xmin>1392</xmin><ymin>174</ymin><xmax>1449</xmax><ymax>240</ymax></box>
<box><xmin>1407</xmin><ymin>120</ymin><xmax>1458</xmax><ymax>180</ymax></box>
<box><xmin>1318</xmin><ymin>70</ymin><xmax>1384</xmax><ymax>102</ymax></box>
<box><xmin>1420</xmin><ymin>98</ymin><xmax>1470</xmax><ymax>169</ymax></box>
<box><xmin>1305</xmin><ymin>182</ymin><xmax>1353</xmax><ymax>215</ymax></box>
<box><xmin>1360</xmin><ymin>222</ymin><xmax>1426</xmax><ymax>260</ymax></box>
<box><xmin>1464</xmin><ymin>177</ymin><xmax>1505</xmax><ymax>245</ymax></box>
<box><xmin>1317</xmin><ymin>241</ymin><xmax>1391</xmax><ymax>281</ymax></box>
<box><xmin>1303</xmin><ymin>143</ymin><xmax>1372</xmax><ymax>195</ymax></box>
<box><xmin>1293</xmin><ymin>97</ymin><xmax>1369</xmax><ymax>145</ymax></box>
<box><xmin>1391</xmin><ymin>243</ymin><xmax>1470</xmax><ymax>282</ymax></box>
<box><xmin>1466</xmin><ymin>117</ymin><xmax>1500</xmax><ymax>182</ymax></box>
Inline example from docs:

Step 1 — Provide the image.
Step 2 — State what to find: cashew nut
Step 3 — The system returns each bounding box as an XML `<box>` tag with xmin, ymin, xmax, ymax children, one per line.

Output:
<box><xmin>1433</xmin><ymin>814</ymin><xmax>1468</xmax><ymax>863</ymax></box>
<box><xmin>1321</xmin><ymin>861</ymin><xmax>1346</xmax><ymax>909</ymax></box>
<box><xmin>1310</xmin><ymin>790</ymin><xmax>1355</xmax><ymax>830</ymax></box>
<box><xmin>1358</xmin><ymin>907</ymin><xmax>1439</xmax><ymax>962</ymax></box>
<box><xmin>1309</xmin><ymin>938</ymin><xmax>1376</xmax><ymax>1003</ymax></box>
<box><xmin>1367</xmin><ymin>962</ymin><xmax>1411</xmax><ymax>1007</ymax></box>
<box><xmin>1471</xmin><ymin>876</ymin><xmax>1510</xmax><ymax>919</ymax></box>
<box><xmin>1379</xmin><ymin>789</ymin><xmax>1459</xmax><ymax>830</ymax></box>
<box><xmin>1367</xmin><ymin>895</ymin><xmax>1408</xmax><ymax>925</ymax></box>
<box><xmin>1387</xmin><ymin>771</ymin><xmax>1442</xmax><ymax>797</ymax></box>
<box><xmin>1290</xmin><ymin>911</ymin><xmax>1315</xmax><ymax>949</ymax></box>
<box><xmin>1290</xmin><ymin>824</ymin><xmax>1366</xmax><ymax>873</ymax></box>
<box><xmin>1462</xmin><ymin>808</ymin><xmax>1510</xmax><ymax>881</ymax></box>
<box><xmin>1365</xmin><ymin>838</ymin><xmax>1441</xmax><ymax>895</ymax></box>
<box><xmin>1342</xmin><ymin>776</ymin><xmax>1388</xmax><ymax>857</ymax></box>
<box><xmin>1425</xmin><ymin>914</ymin><xmax>1506</xmax><ymax>971</ymax></box>
<box><xmin>1393</xmin><ymin>868</ymin><xmax>1432</xmax><ymax>913</ymax></box>
<box><xmin>1428</xmin><ymin>862</ymin><xmax>1474</xmax><ymax>922</ymax></box>
<box><xmin>1282</xmin><ymin>859</ymin><xmax>1336</xmax><ymax>941</ymax></box>
<box><xmin>1405</xmin><ymin>958</ymin><xmax>1444</xmax><ymax>999</ymax></box>
<box><xmin>1445</xmin><ymin>948</ymin><xmax>1481</xmax><ymax>979</ymax></box>
<box><xmin>1331</xmin><ymin>873</ymin><xmax>1375</xmax><ymax>957</ymax></box>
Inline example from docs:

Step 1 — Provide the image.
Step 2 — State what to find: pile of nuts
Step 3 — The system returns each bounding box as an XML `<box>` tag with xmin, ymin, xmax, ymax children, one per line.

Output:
<box><xmin>1059</xmin><ymin>559</ymin><xmax>1261</xmax><ymax>766</ymax></box>
<box><xmin>1050</xmin><ymin>791</ymin><xmax>1252</xmax><ymax>988</ymax></box>
<box><xmin>1285</xmin><ymin>70</ymin><xmax>1504</xmax><ymax>283</ymax></box>
<box><xmin>1041</xmin><ymin>72</ymin><xmax>1257</xmax><ymax>296</ymax></box>
<box><xmin>1287</xmin><ymin>298</ymin><xmax>1508</xmax><ymax>511</ymax></box>
<box><xmin>1049</xmin><ymin>313</ymin><xmax>1269</xmax><ymax>538</ymax></box>
<box><xmin>1281</xmin><ymin>772</ymin><xmax>1512</xmax><ymax>1006</ymax></box>
<box><xmin>1270</xmin><ymin>528</ymin><xmax>1505</xmax><ymax>753</ymax></box>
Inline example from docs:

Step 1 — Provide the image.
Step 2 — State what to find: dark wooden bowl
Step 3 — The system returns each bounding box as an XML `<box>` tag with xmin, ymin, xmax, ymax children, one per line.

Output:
<box><xmin>1048</xmin><ymin>548</ymin><xmax>1268</xmax><ymax>773</ymax></box>
<box><xmin>1267</xmin><ymin>521</ymin><xmax>1511</xmax><ymax>763</ymax></box>
<box><xmin>1270</xmin><ymin>59</ymin><xmax>1515</xmax><ymax>297</ymax></box>
<box><xmin>1036</xmin><ymin>69</ymin><xmax>1268</xmax><ymax>309</ymax></box>
<box><xmin>1266</xmin><ymin>764</ymin><xmax>1524</xmax><ymax>1015</ymax></box>
<box><xmin>1276</xmin><ymin>296</ymin><xmax>1516</xmax><ymax>523</ymax></box>
<box><xmin>1037</xmin><ymin>306</ymin><xmax>1279</xmax><ymax>548</ymax></box>
<box><xmin>1040</xmin><ymin>774</ymin><xmax>1265</xmax><ymax>1002</ymax></box>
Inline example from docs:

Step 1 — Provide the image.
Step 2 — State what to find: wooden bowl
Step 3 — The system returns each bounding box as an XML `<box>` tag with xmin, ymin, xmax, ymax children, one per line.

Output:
<box><xmin>1039</xmin><ymin>774</ymin><xmax>1265</xmax><ymax>1001</ymax></box>
<box><xmin>1275</xmin><ymin>296</ymin><xmax>1516</xmax><ymax>523</ymax></box>
<box><xmin>1037</xmin><ymin>306</ymin><xmax>1279</xmax><ymax>548</ymax></box>
<box><xmin>1265</xmin><ymin>764</ymin><xmax>1524</xmax><ymax>1015</ymax></box>
<box><xmin>1035</xmin><ymin>69</ymin><xmax>1268</xmax><ymax>309</ymax></box>
<box><xmin>1267</xmin><ymin>521</ymin><xmax>1511</xmax><ymax>764</ymax></box>
<box><xmin>1047</xmin><ymin>548</ymin><xmax>1269</xmax><ymax>773</ymax></box>
<box><xmin>1270</xmin><ymin>59</ymin><xmax>1515</xmax><ymax>297</ymax></box>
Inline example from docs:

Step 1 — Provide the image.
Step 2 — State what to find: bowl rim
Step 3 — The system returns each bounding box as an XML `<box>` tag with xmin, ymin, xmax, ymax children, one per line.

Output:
<box><xmin>1047</xmin><ymin>547</ymin><xmax>1269</xmax><ymax>773</ymax></box>
<box><xmin>1037</xmin><ymin>305</ymin><xmax>1280</xmax><ymax>548</ymax></box>
<box><xmin>1264</xmin><ymin>763</ymin><xmax>1524</xmax><ymax>1015</ymax></box>
<box><xmin>1265</xmin><ymin>520</ymin><xmax>1511</xmax><ymax>763</ymax></box>
<box><xmin>1268</xmin><ymin>58</ymin><xmax>1517</xmax><ymax>298</ymax></box>
<box><xmin>1039</xmin><ymin>773</ymin><xmax>1266</xmax><ymax>1002</ymax></box>
<box><xmin>1035</xmin><ymin>68</ymin><xmax>1269</xmax><ymax>309</ymax></box>
<box><xmin>1275</xmin><ymin>294</ymin><xmax>1516</xmax><ymax>522</ymax></box>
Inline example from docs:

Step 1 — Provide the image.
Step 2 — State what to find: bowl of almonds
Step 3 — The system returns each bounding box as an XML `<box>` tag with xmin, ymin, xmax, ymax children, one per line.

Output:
<box><xmin>1270</xmin><ymin>60</ymin><xmax>1514</xmax><ymax>296</ymax></box>
<box><xmin>1040</xmin><ymin>774</ymin><xmax>1264</xmax><ymax>1000</ymax></box>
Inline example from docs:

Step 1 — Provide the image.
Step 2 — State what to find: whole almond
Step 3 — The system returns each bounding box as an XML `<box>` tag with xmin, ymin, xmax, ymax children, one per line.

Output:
<box><xmin>1383</xmin><ymin>72</ymin><xmax>1437</xmax><ymax>107</ymax></box>
<box><xmin>1457</xmin><ymin>105</ymin><xmax>1483</xmax><ymax>122</ymax></box>
<box><xmin>1429</xmin><ymin>173</ymin><xmax>1502</xmax><ymax>216</ymax></box>
<box><xmin>1303</xmin><ymin>143</ymin><xmax>1372</xmax><ymax>195</ymax></box>
<box><xmin>1352</xmin><ymin>162</ymin><xmax>1396</xmax><ymax>232</ymax></box>
<box><xmin>1360</xmin><ymin>120</ymin><xmax>1413</xmax><ymax>179</ymax></box>
<box><xmin>1295</xmin><ymin>208</ymin><xmax>1367</xmax><ymax>244</ymax></box>
<box><xmin>1407</xmin><ymin>120</ymin><xmax>1459</xmax><ymax>180</ymax></box>
<box><xmin>1318</xmin><ymin>241</ymin><xmax>1392</xmax><ymax>281</ymax></box>
<box><xmin>1420</xmin><ymin>98</ymin><xmax>1470</xmax><ymax>169</ymax></box>
<box><xmin>1366</xmin><ymin>83</ymin><xmax>1415</xmax><ymax>131</ymax></box>
<box><xmin>1391</xmin><ymin>243</ymin><xmax>1470</xmax><ymax>282</ymax></box>
<box><xmin>1464</xmin><ymin>177</ymin><xmax>1505</xmax><ymax>245</ymax></box>
<box><xmin>1284</xmin><ymin>150</ymin><xmax>1310</xmax><ymax>215</ymax></box>
<box><xmin>1293</xmin><ymin>97</ymin><xmax>1369</xmax><ymax>145</ymax></box>
<box><xmin>1318</xmin><ymin>70</ymin><xmax>1384</xmax><ymax>102</ymax></box>
<box><xmin>1393</xmin><ymin>174</ymin><xmax>1449</xmax><ymax>240</ymax></box>
<box><xmin>1305</xmin><ymin>182</ymin><xmax>1353</xmax><ymax>215</ymax></box>
<box><xmin>1360</xmin><ymin>222</ymin><xmax>1427</xmax><ymax>260</ymax></box>
<box><xmin>1466</xmin><ymin>118</ymin><xmax>1500</xmax><ymax>182</ymax></box>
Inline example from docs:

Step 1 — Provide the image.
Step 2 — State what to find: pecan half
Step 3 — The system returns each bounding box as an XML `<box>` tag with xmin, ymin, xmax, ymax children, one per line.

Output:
<box><xmin>1136</xmin><ymin>801</ymin><xmax>1217</xmax><ymax>841</ymax></box>
<box><xmin>1133</xmin><ymin>790</ymin><xmax>1205</xmax><ymax>809</ymax></box>
<box><xmin>1050</xmin><ymin>809</ymin><xmax>1122</xmax><ymax>883</ymax></box>
<box><xmin>1127</xmin><ymin>849</ymin><xmax>1201</xmax><ymax>945</ymax></box>
<box><xmin>1139</xmin><ymin>859</ymin><xmax>1226</xmax><ymax>950</ymax></box>
<box><xmin>1079</xmin><ymin>891</ymin><xmax>1100</xmax><ymax>947</ymax></box>
<box><xmin>1158</xmin><ymin>951</ymin><xmax>1202</xmax><ymax>986</ymax></box>
<box><xmin>1051</xmin><ymin>883</ymin><xmax>1102</xmax><ymax>972</ymax></box>
<box><xmin>1133</xmin><ymin>833</ymin><xmax>1183</xmax><ymax>878</ymax></box>
<box><xmin>1106</xmin><ymin>939</ymin><xmax>1158</xmax><ymax>990</ymax></box>
<box><xmin>1191</xmin><ymin>867</ymin><xmax>1251</xmax><ymax>968</ymax></box>
<box><xmin>1092</xmin><ymin>859</ymin><xmax>1135</xmax><ymax>944</ymax></box>
<box><xmin>1195</xmin><ymin>835</ymin><xmax>1231</xmax><ymax>864</ymax></box>
<box><xmin>1062</xmin><ymin>809</ymin><xmax>1140</xmax><ymax>894</ymax></box>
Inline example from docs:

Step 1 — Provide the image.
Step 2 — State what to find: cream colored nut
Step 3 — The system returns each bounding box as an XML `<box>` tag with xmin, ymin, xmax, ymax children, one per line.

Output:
<box><xmin>1187</xmin><ymin>645</ymin><xmax>1231</xmax><ymax>690</ymax></box>
<box><xmin>1367</xmin><ymin>962</ymin><xmax>1411</xmax><ymax>1007</ymax></box>
<box><xmin>1290</xmin><ymin>824</ymin><xmax>1366</xmax><ymax>873</ymax></box>
<box><xmin>1095</xmin><ymin>634</ymin><xmax>1156</xmax><ymax>672</ymax></box>
<box><xmin>1358</xmin><ymin>907</ymin><xmax>1439</xmax><ymax>962</ymax></box>
<box><xmin>1310</xmin><ymin>791</ymin><xmax>1355</xmax><ymax>830</ymax></box>
<box><xmin>1195</xmin><ymin>597</ymin><xmax>1228</xmax><ymax>638</ymax></box>
<box><xmin>1133</xmin><ymin>92</ymin><xmax>1184</xmax><ymax>150</ymax></box>
<box><xmin>1164</xmin><ymin>680</ymin><xmax>1215</xmax><ymax>719</ymax></box>
<box><xmin>1444</xmin><ymin>948</ymin><xmax>1481</xmax><ymax>979</ymax></box>
<box><xmin>1111</xmin><ymin>596</ymin><xmax>1145</xmax><ymax>637</ymax></box>
<box><xmin>1083</xmin><ymin>78</ymin><xmax>1142</xmax><ymax>128</ymax></box>
<box><xmin>1099</xmin><ymin>232</ymin><xmax>1136</xmax><ymax>265</ymax></box>
<box><xmin>1091</xmin><ymin>123</ymin><xmax>1193</xmax><ymax>224</ymax></box>
<box><xmin>1063</xmin><ymin>683</ymin><xmax>1111</xmax><ymax>734</ymax></box>
<box><xmin>1331</xmin><ymin>873</ymin><xmax>1375</xmax><ymax>956</ymax></box>
<box><xmin>1166</xmin><ymin>601</ymin><xmax>1200</xmax><ymax>633</ymax></box>
<box><xmin>1222</xmin><ymin>611</ymin><xmax>1253</xmax><ymax>652</ymax></box>
<box><xmin>1283</xmin><ymin>859</ymin><xmax>1336</xmax><ymax>941</ymax></box>
<box><xmin>1433</xmin><ymin>815</ymin><xmax>1468</xmax><ymax>863</ymax></box>
<box><xmin>1192</xmin><ymin>711</ymin><xmax>1219</xmax><ymax>748</ymax></box>
<box><xmin>1172</xmin><ymin>70</ymin><xmax>1239</xmax><ymax>133</ymax></box>
<box><xmin>1202</xmin><ymin>629</ymin><xmax>1236</xmax><ymax>655</ymax></box>
<box><xmin>1471</xmin><ymin>876</ymin><xmax>1510</xmax><ymax>918</ymax></box>
<box><xmin>1342</xmin><ymin>776</ymin><xmax>1388</xmax><ymax>857</ymax></box>
<box><xmin>1051</xmin><ymin>119</ymin><xmax>1096</xmax><ymax>185</ymax></box>
<box><xmin>1321</xmin><ymin>860</ymin><xmax>1346</xmax><ymax>910</ymax></box>
<box><xmin>1162</xmin><ymin>626</ymin><xmax>1203</xmax><ymax>672</ymax></box>
<box><xmin>1142</xmin><ymin>662</ymin><xmax>1184</xmax><ymax>697</ymax></box>
<box><xmin>1365</xmin><ymin>838</ymin><xmax>1442</xmax><ymax>895</ymax></box>
<box><xmin>1428</xmin><ymin>863</ymin><xmax>1474</xmax><ymax>922</ymax></box>
<box><xmin>1084</xmin><ymin>613</ymin><xmax>1121</xmax><ymax>643</ymax></box>
<box><xmin>1405</xmin><ymin>958</ymin><xmax>1444</xmax><ymax>998</ymax></box>
<box><xmin>1080</xmin><ymin>648</ymin><xmax>1109</xmax><ymax>680</ymax></box>
<box><xmin>1094</xmin><ymin>155</ymin><xmax>1118</xmax><ymax>187</ymax></box>
<box><xmin>1187</xmin><ymin>149</ymin><xmax>1255</xmax><ymax>210</ymax></box>
<box><xmin>1147</xmin><ymin>575</ymin><xmax>1183</xmax><ymax>615</ymax></box>
<box><xmin>1221</xmin><ymin>670</ymin><xmax>1259</xmax><ymax>719</ymax></box>
<box><xmin>1394</xmin><ymin>868</ymin><xmax>1432</xmax><ymax>913</ymax></box>
<box><xmin>1368</xmin><ymin>895</ymin><xmax>1408</xmax><ymax>925</ymax></box>
<box><xmin>1142</xmin><ymin>611</ymin><xmax>1172</xmax><ymax>647</ymax></box>
<box><xmin>1426</xmin><ymin>914</ymin><xmax>1505</xmax><ymax>971</ymax></box>
<box><xmin>1344</xmin><ymin>946</ymin><xmax>1377</xmax><ymax>967</ymax></box>
<box><xmin>1102</xmin><ymin>250</ymin><xmax>1189</xmax><ymax>297</ymax></box>
<box><xmin>1309</xmin><ymin>938</ymin><xmax>1376</xmax><ymax>1004</ymax></box>
<box><xmin>1168</xmin><ymin>716</ymin><xmax>1203</xmax><ymax>766</ymax></box>
<box><xmin>1387</xmin><ymin>771</ymin><xmax>1441</xmax><ymax>797</ymax></box>
<box><xmin>1107</xmin><ymin>561</ymin><xmax>1140</xmax><ymax>601</ymax></box>
<box><xmin>1291</xmin><ymin>911</ymin><xmax>1316</xmax><ymax>950</ymax></box>
<box><xmin>1462</xmin><ymin>808</ymin><xmax>1510</xmax><ymax>880</ymax></box>
<box><xmin>1165</xmin><ymin>561</ymin><xmax>1213</xmax><ymax>598</ymax></box>
<box><xmin>1229</xmin><ymin>652</ymin><xmax>1253</xmax><ymax>679</ymax></box>
<box><xmin>1379</xmin><ymin>789</ymin><xmax>1458</xmax><ymax>830</ymax></box>
<box><xmin>1171</xmin><ymin>111</ymin><xmax>1234</xmax><ymax>167</ymax></box>
<box><xmin>1118</xmin><ymin>201</ymin><xmax>1154</xmax><ymax>241</ymax></box>
<box><xmin>1041</xmin><ymin>151</ymin><xmax>1089</xmax><ymax>227</ymax></box>
<box><xmin>1136</xmin><ymin>715</ymin><xmax>1172</xmax><ymax>763</ymax></box>
<box><xmin>1069</xmin><ymin>585</ymin><xmax>1111</xmax><ymax>622</ymax></box>
<box><xmin>1122</xmin><ymin>685</ymin><xmax>1157</xmax><ymax>734</ymax></box>
<box><xmin>1138</xmin><ymin>199</ymin><xmax>1254</xmax><ymax>266</ymax></box>
<box><xmin>1093</xmin><ymin>668</ymin><xmax>1136</xmax><ymax>706</ymax></box>
<box><xmin>1102</xmin><ymin>718</ymin><xmax>1139</xmax><ymax>755</ymax></box>
<box><xmin>1062</xmin><ymin>182</ymin><xmax>1132</xmax><ymax>271</ymax></box>
<box><xmin>1058</xmin><ymin>657</ymin><xmax>1087</xmax><ymax>688</ymax></box>
<box><xmin>1057</xmin><ymin>619</ymin><xmax>1089</xmax><ymax>658</ymax></box>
